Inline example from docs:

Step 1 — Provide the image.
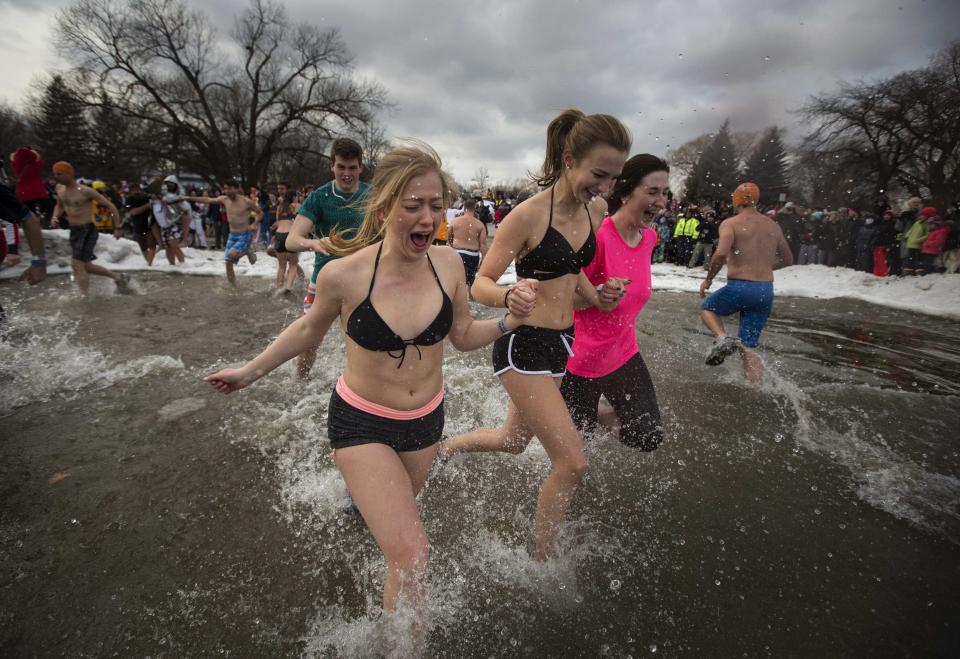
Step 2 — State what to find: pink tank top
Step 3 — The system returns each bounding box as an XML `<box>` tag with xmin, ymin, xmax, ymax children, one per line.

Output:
<box><xmin>566</xmin><ymin>217</ymin><xmax>656</xmax><ymax>378</ymax></box>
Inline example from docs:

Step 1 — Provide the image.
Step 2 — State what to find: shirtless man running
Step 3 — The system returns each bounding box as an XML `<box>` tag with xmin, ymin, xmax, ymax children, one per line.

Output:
<box><xmin>698</xmin><ymin>182</ymin><xmax>793</xmax><ymax>384</ymax></box>
<box><xmin>50</xmin><ymin>161</ymin><xmax>130</xmax><ymax>295</ymax></box>
<box><xmin>180</xmin><ymin>180</ymin><xmax>262</xmax><ymax>284</ymax></box>
<box><xmin>447</xmin><ymin>198</ymin><xmax>488</xmax><ymax>287</ymax></box>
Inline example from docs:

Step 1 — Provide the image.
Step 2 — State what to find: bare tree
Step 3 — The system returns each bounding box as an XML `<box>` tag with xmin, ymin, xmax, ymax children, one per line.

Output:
<box><xmin>797</xmin><ymin>40</ymin><xmax>960</xmax><ymax>207</ymax></box>
<box><xmin>55</xmin><ymin>0</ymin><xmax>386</xmax><ymax>185</ymax></box>
<box><xmin>473</xmin><ymin>166</ymin><xmax>490</xmax><ymax>195</ymax></box>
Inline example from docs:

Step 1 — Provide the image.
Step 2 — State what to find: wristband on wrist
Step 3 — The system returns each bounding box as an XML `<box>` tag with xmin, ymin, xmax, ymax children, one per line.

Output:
<box><xmin>31</xmin><ymin>258</ymin><xmax>47</xmax><ymax>267</ymax></box>
<box><xmin>497</xmin><ymin>314</ymin><xmax>510</xmax><ymax>335</ymax></box>
<box><xmin>503</xmin><ymin>286</ymin><xmax>512</xmax><ymax>308</ymax></box>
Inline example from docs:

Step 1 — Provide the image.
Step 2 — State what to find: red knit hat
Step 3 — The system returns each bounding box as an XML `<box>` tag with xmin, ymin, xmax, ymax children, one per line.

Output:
<box><xmin>919</xmin><ymin>206</ymin><xmax>938</xmax><ymax>218</ymax></box>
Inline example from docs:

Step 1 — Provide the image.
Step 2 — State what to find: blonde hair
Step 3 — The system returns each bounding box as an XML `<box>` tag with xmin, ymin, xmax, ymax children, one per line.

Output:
<box><xmin>533</xmin><ymin>108</ymin><xmax>632</xmax><ymax>188</ymax></box>
<box><xmin>327</xmin><ymin>141</ymin><xmax>455</xmax><ymax>256</ymax></box>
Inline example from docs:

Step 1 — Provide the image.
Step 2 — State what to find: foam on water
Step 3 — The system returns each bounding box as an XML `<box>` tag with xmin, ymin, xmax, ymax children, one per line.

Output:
<box><xmin>763</xmin><ymin>365</ymin><xmax>960</xmax><ymax>542</ymax></box>
<box><xmin>0</xmin><ymin>305</ymin><xmax>184</xmax><ymax>416</ymax></box>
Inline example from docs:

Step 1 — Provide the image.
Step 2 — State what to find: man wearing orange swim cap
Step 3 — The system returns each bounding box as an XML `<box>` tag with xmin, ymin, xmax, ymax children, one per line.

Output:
<box><xmin>50</xmin><ymin>161</ymin><xmax>131</xmax><ymax>295</ymax></box>
<box><xmin>731</xmin><ymin>182</ymin><xmax>759</xmax><ymax>208</ymax></box>
<box><xmin>697</xmin><ymin>182</ymin><xmax>793</xmax><ymax>384</ymax></box>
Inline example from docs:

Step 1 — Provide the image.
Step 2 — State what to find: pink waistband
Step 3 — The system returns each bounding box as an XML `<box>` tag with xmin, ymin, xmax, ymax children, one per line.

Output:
<box><xmin>335</xmin><ymin>376</ymin><xmax>444</xmax><ymax>421</ymax></box>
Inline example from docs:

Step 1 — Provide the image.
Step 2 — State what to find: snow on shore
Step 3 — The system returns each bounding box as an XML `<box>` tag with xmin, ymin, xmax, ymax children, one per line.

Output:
<box><xmin>3</xmin><ymin>230</ymin><xmax>959</xmax><ymax>319</ymax></box>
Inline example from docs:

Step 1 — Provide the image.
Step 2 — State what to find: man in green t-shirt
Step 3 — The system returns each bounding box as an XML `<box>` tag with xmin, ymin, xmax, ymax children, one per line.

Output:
<box><xmin>286</xmin><ymin>137</ymin><xmax>370</xmax><ymax>378</ymax></box>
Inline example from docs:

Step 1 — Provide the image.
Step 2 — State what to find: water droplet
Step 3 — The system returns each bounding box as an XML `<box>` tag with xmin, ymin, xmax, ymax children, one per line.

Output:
<box><xmin>714</xmin><ymin>579</ymin><xmax>721</xmax><ymax>586</ymax></box>
<box><xmin>723</xmin><ymin>72</ymin><xmax>729</xmax><ymax>78</ymax></box>
<box><xmin>774</xmin><ymin>433</ymin><xmax>783</xmax><ymax>443</ymax></box>
<box><xmin>814</xmin><ymin>508</ymin><xmax>822</xmax><ymax>515</ymax></box>
<box><xmin>763</xmin><ymin>55</ymin><xmax>771</xmax><ymax>62</ymax></box>
<box><xmin>677</xmin><ymin>53</ymin><xmax>684</xmax><ymax>59</ymax></box>
<box><xmin>650</xmin><ymin>644</ymin><xmax>658</xmax><ymax>653</ymax></box>
<box><xmin>610</xmin><ymin>579</ymin><xmax>621</xmax><ymax>591</ymax></box>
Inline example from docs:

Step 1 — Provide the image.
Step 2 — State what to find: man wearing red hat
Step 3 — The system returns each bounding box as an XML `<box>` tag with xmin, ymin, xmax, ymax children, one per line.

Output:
<box><xmin>698</xmin><ymin>182</ymin><xmax>793</xmax><ymax>384</ymax></box>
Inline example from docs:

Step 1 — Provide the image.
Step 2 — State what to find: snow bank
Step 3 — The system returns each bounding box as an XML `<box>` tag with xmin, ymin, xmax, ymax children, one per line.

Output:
<box><xmin>0</xmin><ymin>229</ymin><xmax>313</xmax><ymax>279</ymax></box>
<box><xmin>645</xmin><ymin>263</ymin><xmax>960</xmax><ymax>319</ymax></box>
<box><xmin>4</xmin><ymin>231</ymin><xmax>959</xmax><ymax>319</ymax></box>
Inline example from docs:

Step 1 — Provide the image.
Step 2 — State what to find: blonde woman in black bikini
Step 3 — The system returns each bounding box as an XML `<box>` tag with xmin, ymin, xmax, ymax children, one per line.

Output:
<box><xmin>205</xmin><ymin>143</ymin><xmax>523</xmax><ymax>618</ymax></box>
<box><xmin>443</xmin><ymin>109</ymin><xmax>631</xmax><ymax>560</ymax></box>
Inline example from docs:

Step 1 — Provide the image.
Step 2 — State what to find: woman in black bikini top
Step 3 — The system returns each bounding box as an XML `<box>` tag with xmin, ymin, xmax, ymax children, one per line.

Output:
<box><xmin>443</xmin><ymin>108</ymin><xmax>631</xmax><ymax>561</ymax></box>
<box><xmin>205</xmin><ymin>142</ymin><xmax>524</xmax><ymax>623</ymax></box>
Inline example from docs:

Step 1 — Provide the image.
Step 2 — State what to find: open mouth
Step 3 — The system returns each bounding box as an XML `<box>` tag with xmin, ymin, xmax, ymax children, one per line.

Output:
<box><xmin>410</xmin><ymin>232</ymin><xmax>431</xmax><ymax>248</ymax></box>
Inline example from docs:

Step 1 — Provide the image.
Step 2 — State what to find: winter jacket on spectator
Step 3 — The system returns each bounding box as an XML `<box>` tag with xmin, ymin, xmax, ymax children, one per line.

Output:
<box><xmin>875</xmin><ymin>219</ymin><xmax>897</xmax><ymax>246</ymax></box>
<box><xmin>10</xmin><ymin>147</ymin><xmax>48</xmax><ymax>202</ymax></box>
<box><xmin>921</xmin><ymin>223</ymin><xmax>949</xmax><ymax>255</ymax></box>
<box><xmin>905</xmin><ymin>218</ymin><xmax>929</xmax><ymax>249</ymax></box>
<box><xmin>855</xmin><ymin>222</ymin><xmax>879</xmax><ymax>251</ymax></box>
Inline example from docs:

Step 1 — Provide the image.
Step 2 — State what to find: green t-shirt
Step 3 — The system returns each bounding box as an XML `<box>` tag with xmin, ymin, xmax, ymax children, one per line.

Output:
<box><xmin>297</xmin><ymin>180</ymin><xmax>371</xmax><ymax>282</ymax></box>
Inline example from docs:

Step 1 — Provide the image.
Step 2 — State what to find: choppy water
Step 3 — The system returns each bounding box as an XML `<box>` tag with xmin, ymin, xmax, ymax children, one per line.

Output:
<box><xmin>1</xmin><ymin>273</ymin><xmax>959</xmax><ymax>657</ymax></box>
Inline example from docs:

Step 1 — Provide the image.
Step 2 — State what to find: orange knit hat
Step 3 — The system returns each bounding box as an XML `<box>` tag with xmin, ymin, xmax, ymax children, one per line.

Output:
<box><xmin>52</xmin><ymin>161</ymin><xmax>75</xmax><ymax>177</ymax></box>
<box><xmin>732</xmin><ymin>182</ymin><xmax>760</xmax><ymax>207</ymax></box>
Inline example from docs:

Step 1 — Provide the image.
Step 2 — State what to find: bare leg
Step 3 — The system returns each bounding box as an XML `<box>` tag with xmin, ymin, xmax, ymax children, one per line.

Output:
<box><xmin>225</xmin><ymin>259</ymin><xmax>236</xmax><ymax>285</ymax></box>
<box><xmin>700</xmin><ymin>309</ymin><xmax>726</xmax><ymax>337</ymax></box>
<box><xmin>741</xmin><ymin>348</ymin><xmax>764</xmax><ymax>385</ymax></box>
<box><xmin>335</xmin><ymin>443</ymin><xmax>437</xmax><ymax>611</ymax></box>
<box><xmin>296</xmin><ymin>347</ymin><xmax>317</xmax><ymax>379</ymax></box>
<box><xmin>84</xmin><ymin>262</ymin><xmax>119</xmax><ymax>281</ymax></box>
<box><xmin>443</xmin><ymin>400</ymin><xmax>533</xmax><ymax>456</ymax></box>
<box><xmin>165</xmin><ymin>244</ymin><xmax>176</xmax><ymax>265</ymax></box>
<box><xmin>448</xmin><ymin>373</ymin><xmax>587</xmax><ymax>560</ymax></box>
<box><xmin>275</xmin><ymin>256</ymin><xmax>286</xmax><ymax>288</ymax></box>
<box><xmin>72</xmin><ymin>258</ymin><xmax>90</xmax><ymax>294</ymax></box>
<box><xmin>283</xmin><ymin>254</ymin><xmax>298</xmax><ymax>290</ymax></box>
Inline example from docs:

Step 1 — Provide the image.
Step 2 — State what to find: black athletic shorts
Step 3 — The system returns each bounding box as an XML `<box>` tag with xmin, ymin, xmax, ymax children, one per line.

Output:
<box><xmin>492</xmin><ymin>325</ymin><xmax>574</xmax><ymax>378</ymax></box>
<box><xmin>273</xmin><ymin>232</ymin><xmax>289</xmax><ymax>253</ymax></box>
<box><xmin>457</xmin><ymin>249</ymin><xmax>480</xmax><ymax>286</ymax></box>
<box><xmin>129</xmin><ymin>212</ymin><xmax>154</xmax><ymax>250</ymax></box>
<box><xmin>69</xmin><ymin>223</ymin><xmax>99</xmax><ymax>261</ymax></box>
<box><xmin>327</xmin><ymin>389</ymin><xmax>444</xmax><ymax>452</ymax></box>
<box><xmin>560</xmin><ymin>353</ymin><xmax>664</xmax><ymax>451</ymax></box>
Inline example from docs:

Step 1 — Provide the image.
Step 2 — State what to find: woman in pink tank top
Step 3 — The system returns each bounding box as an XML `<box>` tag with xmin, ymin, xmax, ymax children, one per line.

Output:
<box><xmin>561</xmin><ymin>154</ymin><xmax>670</xmax><ymax>450</ymax></box>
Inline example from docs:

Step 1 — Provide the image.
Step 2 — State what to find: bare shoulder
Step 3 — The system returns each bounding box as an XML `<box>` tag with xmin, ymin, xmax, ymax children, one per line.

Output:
<box><xmin>587</xmin><ymin>195</ymin><xmax>608</xmax><ymax>226</ymax></box>
<box><xmin>318</xmin><ymin>246</ymin><xmax>373</xmax><ymax>297</ymax></box>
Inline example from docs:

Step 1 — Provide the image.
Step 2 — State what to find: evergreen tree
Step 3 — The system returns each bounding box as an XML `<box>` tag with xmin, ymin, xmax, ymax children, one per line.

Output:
<box><xmin>741</xmin><ymin>126</ymin><xmax>790</xmax><ymax>205</ymax></box>
<box><xmin>32</xmin><ymin>75</ymin><xmax>92</xmax><ymax>174</ymax></box>
<box><xmin>684</xmin><ymin>120</ymin><xmax>739</xmax><ymax>201</ymax></box>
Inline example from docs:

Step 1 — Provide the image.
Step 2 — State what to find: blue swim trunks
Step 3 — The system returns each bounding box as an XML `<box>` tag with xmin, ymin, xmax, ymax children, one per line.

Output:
<box><xmin>224</xmin><ymin>231</ymin><xmax>253</xmax><ymax>263</ymax></box>
<box><xmin>701</xmin><ymin>279</ymin><xmax>774</xmax><ymax>348</ymax></box>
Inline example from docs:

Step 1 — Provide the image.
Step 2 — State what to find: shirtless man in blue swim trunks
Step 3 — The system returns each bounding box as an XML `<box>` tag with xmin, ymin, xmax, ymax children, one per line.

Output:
<box><xmin>698</xmin><ymin>182</ymin><xmax>793</xmax><ymax>384</ymax></box>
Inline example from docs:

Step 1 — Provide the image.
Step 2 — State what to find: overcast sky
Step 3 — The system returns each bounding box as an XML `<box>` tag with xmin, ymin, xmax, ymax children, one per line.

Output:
<box><xmin>1</xmin><ymin>0</ymin><xmax>957</xmax><ymax>185</ymax></box>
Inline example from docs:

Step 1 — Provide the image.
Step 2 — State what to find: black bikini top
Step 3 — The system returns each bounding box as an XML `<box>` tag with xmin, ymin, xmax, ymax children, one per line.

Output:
<box><xmin>346</xmin><ymin>243</ymin><xmax>453</xmax><ymax>367</ymax></box>
<box><xmin>515</xmin><ymin>186</ymin><xmax>596</xmax><ymax>280</ymax></box>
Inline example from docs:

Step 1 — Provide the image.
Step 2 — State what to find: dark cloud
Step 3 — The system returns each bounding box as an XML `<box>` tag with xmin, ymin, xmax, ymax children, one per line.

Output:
<box><xmin>3</xmin><ymin>0</ymin><xmax>958</xmax><ymax>183</ymax></box>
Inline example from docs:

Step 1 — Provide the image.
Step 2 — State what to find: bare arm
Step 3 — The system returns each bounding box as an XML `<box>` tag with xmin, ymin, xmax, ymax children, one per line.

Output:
<box><xmin>444</xmin><ymin>251</ymin><xmax>523</xmax><ymax>351</ymax></box>
<box><xmin>701</xmin><ymin>221</ymin><xmax>733</xmax><ymax>297</ymax></box>
<box><xmin>285</xmin><ymin>214</ymin><xmax>330</xmax><ymax>255</ymax></box>
<box><xmin>470</xmin><ymin>207</ymin><xmax>529</xmax><ymax>308</ymax></box>
<box><xmin>205</xmin><ymin>265</ymin><xmax>342</xmax><ymax>392</ymax></box>
<box><xmin>479</xmin><ymin>222</ymin><xmax>488</xmax><ymax>258</ymax></box>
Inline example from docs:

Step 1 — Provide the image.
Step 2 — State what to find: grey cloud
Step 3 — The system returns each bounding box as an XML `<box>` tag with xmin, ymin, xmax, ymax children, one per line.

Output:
<box><xmin>2</xmin><ymin>0</ymin><xmax>958</xmax><ymax>182</ymax></box>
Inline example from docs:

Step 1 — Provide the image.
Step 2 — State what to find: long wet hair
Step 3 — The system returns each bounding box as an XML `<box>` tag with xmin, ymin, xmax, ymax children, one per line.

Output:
<box><xmin>532</xmin><ymin>108</ymin><xmax>632</xmax><ymax>188</ymax></box>
<box><xmin>327</xmin><ymin>141</ymin><xmax>455</xmax><ymax>256</ymax></box>
<box><xmin>607</xmin><ymin>154</ymin><xmax>670</xmax><ymax>215</ymax></box>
